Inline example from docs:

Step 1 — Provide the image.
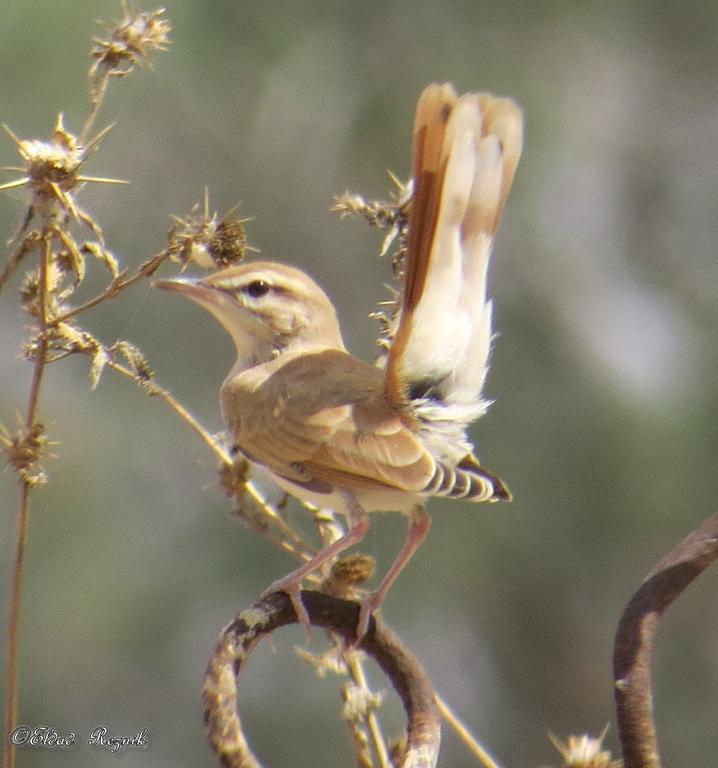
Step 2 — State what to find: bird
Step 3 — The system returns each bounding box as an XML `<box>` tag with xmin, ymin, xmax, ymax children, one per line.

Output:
<box><xmin>155</xmin><ymin>83</ymin><xmax>523</xmax><ymax>640</ymax></box>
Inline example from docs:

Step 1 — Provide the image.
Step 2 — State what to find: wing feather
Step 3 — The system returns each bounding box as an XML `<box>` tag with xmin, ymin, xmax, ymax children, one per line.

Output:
<box><xmin>225</xmin><ymin>349</ymin><xmax>436</xmax><ymax>494</ymax></box>
<box><xmin>251</xmin><ymin>403</ymin><xmax>436</xmax><ymax>494</ymax></box>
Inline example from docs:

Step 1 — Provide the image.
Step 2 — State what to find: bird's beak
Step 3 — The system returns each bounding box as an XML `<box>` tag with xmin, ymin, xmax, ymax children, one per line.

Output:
<box><xmin>154</xmin><ymin>275</ymin><xmax>210</xmax><ymax>299</ymax></box>
<box><xmin>153</xmin><ymin>275</ymin><xmax>230</xmax><ymax>314</ymax></box>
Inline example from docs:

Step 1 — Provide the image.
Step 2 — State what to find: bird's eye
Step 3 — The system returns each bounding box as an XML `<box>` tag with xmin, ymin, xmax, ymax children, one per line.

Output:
<box><xmin>245</xmin><ymin>279</ymin><xmax>270</xmax><ymax>298</ymax></box>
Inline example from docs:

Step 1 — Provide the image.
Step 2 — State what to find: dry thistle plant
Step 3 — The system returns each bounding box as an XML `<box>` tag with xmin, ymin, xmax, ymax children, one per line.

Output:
<box><xmin>0</xmin><ymin>9</ymin><xmax>427</xmax><ymax>768</ymax></box>
<box><xmin>1</xmin><ymin>8</ymin><xmax>172</xmax><ymax>767</ymax></box>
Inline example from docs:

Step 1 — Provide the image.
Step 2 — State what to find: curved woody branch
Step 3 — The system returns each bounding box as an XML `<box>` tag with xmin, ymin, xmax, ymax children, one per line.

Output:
<box><xmin>203</xmin><ymin>591</ymin><xmax>441</xmax><ymax>768</ymax></box>
<box><xmin>613</xmin><ymin>510</ymin><xmax>718</xmax><ymax>768</ymax></box>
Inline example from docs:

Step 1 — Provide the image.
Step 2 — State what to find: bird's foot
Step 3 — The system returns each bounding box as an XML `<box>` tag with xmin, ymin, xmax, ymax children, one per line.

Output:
<box><xmin>355</xmin><ymin>592</ymin><xmax>381</xmax><ymax>644</ymax></box>
<box><xmin>261</xmin><ymin>578</ymin><xmax>311</xmax><ymax>641</ymax></box>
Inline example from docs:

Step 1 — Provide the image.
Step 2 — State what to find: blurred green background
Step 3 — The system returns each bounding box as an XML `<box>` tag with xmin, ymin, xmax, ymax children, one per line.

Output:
<box><xmin>2</xmin><ymin>1</ymin><xmax>718</xmax><ymax>766</ymax></box>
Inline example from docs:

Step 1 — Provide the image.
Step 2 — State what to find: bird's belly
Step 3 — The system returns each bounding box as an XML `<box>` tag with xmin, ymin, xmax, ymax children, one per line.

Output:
<box><xmin>259</xmin><ymin>466</ymin><xmax>422</xmax><ymax>516</ymax></box>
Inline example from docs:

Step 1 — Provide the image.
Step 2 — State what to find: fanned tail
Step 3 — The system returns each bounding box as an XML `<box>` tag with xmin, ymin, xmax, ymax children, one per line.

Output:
<box><xmin>386</xmin><ymin>83</ymin><xmax>523</xmax><ymax>433</ymax></box>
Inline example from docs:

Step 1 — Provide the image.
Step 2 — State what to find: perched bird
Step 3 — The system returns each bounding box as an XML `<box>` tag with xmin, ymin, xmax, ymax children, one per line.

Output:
<box><xmin>155</xmin><ymin>83</ymin><xmax>523</xmax><ymax>639</ymax></box>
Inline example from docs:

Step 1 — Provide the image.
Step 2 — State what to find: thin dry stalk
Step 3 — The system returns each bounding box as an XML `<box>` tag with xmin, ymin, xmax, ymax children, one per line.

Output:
<box><xmin>3</xmin><ymin>232</ymin><xmax>52</xmax><ymax>768</ymax></box>
<box><xmin>80</xmin><ymin>68</ymin><xmax>112</xmax><ymax>145</ymax></box>
<box><xmin>345</xmin><ymin>651</ymin><xmax>392</xmax><ymax>768</ymax></box>
<box><xmin>3</xmin><ymin>482</ymin><xmax>31</xmax><ymax>768</ymax></box>
<box><xmin>2</xmin><ymin>9</ymin><xmax>171</xmax><ymax>768</ymax></box>
<box><xmin>435</xmin><ymin>694</ymin><xmax>502</xmax><ymax>768</ymax></box>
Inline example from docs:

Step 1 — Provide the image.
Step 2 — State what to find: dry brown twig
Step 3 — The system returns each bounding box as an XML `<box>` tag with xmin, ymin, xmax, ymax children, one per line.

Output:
<box><xmin>203</xmin><ymin>591</ymin><xmax>441</xmax><ymax>768</ymax></box>
<box><xmin>613</xmin><ymin>510</ymin><xmax>718</xmax><ymax>768</ymax></box>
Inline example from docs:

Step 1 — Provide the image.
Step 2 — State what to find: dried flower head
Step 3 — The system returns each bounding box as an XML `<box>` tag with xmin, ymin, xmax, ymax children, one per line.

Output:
<box><xmin>10</xmin><ymin>118</ymin><xmax>81</xmax><ymax>193</ymax></box>
<box><xmin>112</xmin><ymin>340</ymin><xmax>154</xmax><ymax>384</ymax></box>
<box><xmin>548</xmin><ymin>728</ymin><xmax>621</xmax><ymax>768</ymax></box>
<box><xmin>0</xmin><ymin>421</ymin><xmax>52</xmax><ymax>487</ymax></box>
<box><xmin>331</xmin><ymin>171</ymin><xmax>411</xmax><ymax>267</ymax></box>
<box><xmin>0</xmin><ymin>116</ymin><xmax>124</xmax><ymax>223</ymax></box>
<box><xmin>341</xmin><ymin>681</ymin><xmax>384</xmax><ymax>722</ymax></box>
<box><xmin>91</xmin><ymin>4</ymin><xmax>171</xmax><ymax>78</ymax></box>
<box><xmin>166</xmin><ymin>192</ymin><xmax>255</xmax><ymax>270</ymax></box>
<box><xmin>322</xmin><ymin>553</ymin><xmax>375</xmax><ymax>599</ymax></box>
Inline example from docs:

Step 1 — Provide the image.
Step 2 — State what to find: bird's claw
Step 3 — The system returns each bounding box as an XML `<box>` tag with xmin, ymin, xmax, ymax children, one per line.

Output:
<box><xmin>261</xmin><ymin>580</ymin><xmax>312</xmax><ymax>642</ymax></box>
<box><xmin>354</xmin><ymin>593</ymin><xmax>380</xmax><ymax>644</ymax></box>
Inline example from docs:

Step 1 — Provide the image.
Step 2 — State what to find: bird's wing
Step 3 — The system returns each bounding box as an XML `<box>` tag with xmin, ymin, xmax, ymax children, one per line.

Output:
<box><xmin>225</xmin><ymin>348</ymin><xmax>436</xmax><ymax>494</ymax></box>
<box><xmin>298</xmin><ymin>399</ymin><xmax>436</xmax><ymax>492</ymax></box>
<box><xmin>385</xmin><ymin>83</ymin><xmax>523</xmax><ymax>423</ymax></box>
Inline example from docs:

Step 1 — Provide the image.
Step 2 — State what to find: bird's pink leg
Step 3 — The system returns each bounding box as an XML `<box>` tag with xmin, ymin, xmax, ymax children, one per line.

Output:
<box><xmin>261</xmin><ymin>494</ymin><xmax>370</xmax><ymax>631</ymax></box>
<box><xmin>357</xmin><ymin>505</ymin><xmax>430</xmax><ymax>640</ymax></box>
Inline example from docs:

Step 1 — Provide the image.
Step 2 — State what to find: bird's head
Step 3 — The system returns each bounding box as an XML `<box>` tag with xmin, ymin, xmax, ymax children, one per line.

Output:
<box><xmin>154</xmin><ymin>261</ymin><xmax>345</xmax><ymax>368</ymax></box>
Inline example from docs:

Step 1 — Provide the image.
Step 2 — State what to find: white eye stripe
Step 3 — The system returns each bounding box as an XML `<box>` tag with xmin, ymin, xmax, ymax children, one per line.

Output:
<box><xmin>204</xmin><ymin>267</ymin><xmax>316</xmax><ymax>303</ymax></box>
<box><xmin>211</xmin><ymin>275</ymin><xmax>269</xmax><ymax>292</ymax></box>
<box><xmin>220</xmin><ymin>277</ymin><xmax>259</xmax><ymax>290</ymax></box>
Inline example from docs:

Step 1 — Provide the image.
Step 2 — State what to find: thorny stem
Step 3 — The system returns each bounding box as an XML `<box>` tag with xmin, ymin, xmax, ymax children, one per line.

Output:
<box><xmin>51</xmin><ymin>251</ymin><xmax>171</xmax><ymax>327</ymax></box>
<box><xmin>435</xmin><ymin>694</ymin><xmax>502</xmax><ymax>768</ymax></box>
<box><xmin>3</xmin><ymin>231</ymin><xmax>52</xmax><ymax>768</ymax></box>
<box><xmin>80</xmin><ymin>68</ymin><xmax>111</xmax><ymax>146</ymax></box>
